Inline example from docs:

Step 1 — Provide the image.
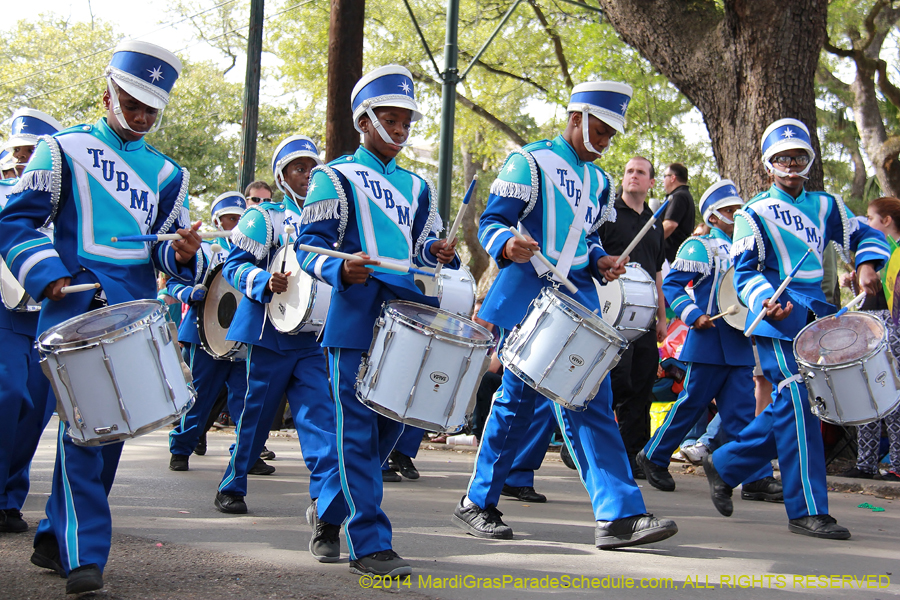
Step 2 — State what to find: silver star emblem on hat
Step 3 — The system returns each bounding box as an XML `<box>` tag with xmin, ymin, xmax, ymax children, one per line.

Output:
<box><xmin>620</xmin><ymin>101</ymin><xmax>628</xmax><ymax>114</ymax></box>
<box><xmin>400</xmin><ymin>80</ymin><xmax>411</xmax><ymax>95</ymax></box>
<box><xmin>148</xmin><ymin>66</ymin><xmax>164</xmax><ymax>83</ymax></box>
<box><xmin>303</xmin><ymin>142</ymin><xmax>314</xmax><ymax>151</ymax></box>
<box><xmin>729</xmin><ymin>186</ymin><xmax>738</xmax><ymax>196</ymax></box>
<box><xmin>781</xmin><ymin>128</ymin><xmax>795</xmax><ymax>139</ymax></box>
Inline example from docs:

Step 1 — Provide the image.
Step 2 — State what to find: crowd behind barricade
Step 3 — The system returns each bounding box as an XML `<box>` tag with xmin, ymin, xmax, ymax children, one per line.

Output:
<box><xmin>1</xmin><ymin>40</ymin><xmax>899</xmax><ymax>596</ymax></box>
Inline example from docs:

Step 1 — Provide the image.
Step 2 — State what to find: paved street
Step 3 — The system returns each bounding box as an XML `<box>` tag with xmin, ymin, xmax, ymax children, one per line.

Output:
<box><xmin>1</xmin><ymin>417</ymin><xmax>898</xmax><ymax>599</ymax></box>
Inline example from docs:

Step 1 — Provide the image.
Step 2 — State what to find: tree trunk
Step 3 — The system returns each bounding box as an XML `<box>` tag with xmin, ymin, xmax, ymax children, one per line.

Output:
<box><xmin>460</xmin><ymin>141</ymin><xmax>491</xmax><ymax>286</ymax></box>
<box><xmin>596</xmin><ymin>0</ymin><xmax>827</xmax><ymax>196</ymax></box>
<box><xmin>325</xmin><ymin>0</ymin><xmax>364</xmax><ymax>161</ymax></box>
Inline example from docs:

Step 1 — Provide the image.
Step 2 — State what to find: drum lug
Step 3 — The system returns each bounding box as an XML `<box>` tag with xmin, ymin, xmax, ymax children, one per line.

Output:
<box><xmin>159</xmin><ymin>323</ymin><xmax>172</xmax><ymax>345</ymax></box>
<box><xmin>102</xmin><ymin>349</ymin><xmax>134</xmax><ymax>434</ymax></box>
<box><xmin>358</xmin><ymin>353</ymin><xmax>369</xmax><ymax>382</ymax></box>
<box><xmin>148</xmin><ymin>336</ymin><xmax>177</xmax><ymax>406</ymax></box>
<box><xmin>54</xmin><ymin>362</ymin><xmax>85</xmax><ymax>431</ymax></box>
<box><xmin>94</xmin><ymin>424</ymin><xmax>119</xmax><ymax>436</ymax></box>
<box><xmin>406</xmin><ymin>341</ymin><xmax>433</xmax><ymax>410</ymax></box>
<box><xmin>370</xmin><ymin>330</ymin><xmax>394</xmax><ymax>390</ymax></box>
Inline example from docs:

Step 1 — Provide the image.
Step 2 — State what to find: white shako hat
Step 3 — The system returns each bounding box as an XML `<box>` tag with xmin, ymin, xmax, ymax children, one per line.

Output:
<box><xmin>351</xmin><ymin>65</ymin><xmax>422</xmax><ymax>135</ymax></box>
<box><xmin>700</xmin><ymin>179</ymin><xmax>743</xmax><ymax>226</ymax></box>
<box><xmin>760</xmin><ymin>118</ymin><xmax>815</xmax><ymax>178</ymax></box>
<box><xmin>566</xmin><ymin>81</ymin><xmax>633</xmax><ymax>134</ymax></box>
<box><xmin>106</xmin><ymin>40</ymin><xmax>183</xmax><ymax>110</ymax></box>
<box><xmin>4</xmin><ymin>108</ymin><xmax>63</xmax><ymax>150</ymax></box>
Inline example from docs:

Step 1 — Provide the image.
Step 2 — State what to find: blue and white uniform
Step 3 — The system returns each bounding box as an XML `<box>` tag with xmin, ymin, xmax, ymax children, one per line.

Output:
<box><xmin>296</xmin><ymin>145</ymin><xmax>456</xmax><ymax>559</ymax></box>
<box><xmin>470</xmin><ymin>133</ymin><xmax>647</xmax><ymax>521</ymax></box>
<box><xmin>0</xmin><ymin>115</ymin><xmax>196</xmax><ymax>574</ymax></box>
<box><xmin>714</xmin><ymin>183</ymin><xmax>889</xmax><ymax>519</ymax></box>
<box><xmin>217</xmin><ymin>197</ymin><xmax>345</xmax><ymax>522</ymax></box>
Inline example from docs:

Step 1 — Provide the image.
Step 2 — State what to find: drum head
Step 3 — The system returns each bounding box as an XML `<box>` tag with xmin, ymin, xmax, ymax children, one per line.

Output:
<box><xmin>267</xmin><ymin>246</ymin><xmax>314</xmax><ymax>332</ymax></box>
<box><xmin>39</xmin><ymin>300</ymin><xmax>163</xmax><ymax>349</ymax></box>
<box><xmin>595</xmin><ymin>277</ymin><xmax>624</xmax><ymax>323</ymax></box>
<box><xmin>1</xmin><ymin>258</ymin><xmax>30</xmax><ymax>310</ymax></box>
<box><xmin>795</xmin><ymin>312</ymin><xmax>884</xmax><ymax>366</ymax></box>
<box><xmin>386</xmin><ymin>301</ymin><xmax>493</xmax><ymax>343</ymax></box>
<box><xmin>200</xmin><ymin>265</ymin><xmax>243</xmax><ymax>357</ymax></box>
<box><xmin>717</xmin><ymin>267</ymin><xmax>748</xmax><ymax>330</ymax></box>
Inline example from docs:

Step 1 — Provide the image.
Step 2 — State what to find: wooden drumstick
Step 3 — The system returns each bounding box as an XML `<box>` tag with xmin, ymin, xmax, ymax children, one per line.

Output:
<box><xmin>296</xmin><ymin>244</ymin><xmax>435</xmax><ymax>277</ymax></box>
<box><xmin>433</xmin><ymin>175</ymin><xmax>477</xmax><ymax>279</ymax></box>
<box><xmin>60</xmin><ymin>283</ymin><xmax>100</xmax><ymax>294</ymax></box>
<box><xmin>708</xmin><ymin>304</ymin><xmax>739</xmax><ymax>322</ymax></box>
<box><xmin>112</xmin><ymin>231</ymin><xmax>233</xmax><ymax>243</ymax></box>
<box><xmin>744</xmin><ymin>249</ymin><xmax>813</xmax><ymax>337</ymax></box>
<box><xmin>614</xmin><ymin>199</ymin><xmax>670</xmax><ymax>268</ymax></box>
<box><xmin>506</xmin><ymin>227</ymin><xmax>578</xmax><ymax>294</ymax></box>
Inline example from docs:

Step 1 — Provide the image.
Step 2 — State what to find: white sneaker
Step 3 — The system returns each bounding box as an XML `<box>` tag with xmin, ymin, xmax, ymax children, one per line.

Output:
<box><xmin>681</xmin><ymin>442</ymin><xmax>709</xmax><ymax>465</ymax></box>
<box><xmin>671</xmin><ymin>449</ymin><xmax>689</xmax><ymax>463</ymax></box>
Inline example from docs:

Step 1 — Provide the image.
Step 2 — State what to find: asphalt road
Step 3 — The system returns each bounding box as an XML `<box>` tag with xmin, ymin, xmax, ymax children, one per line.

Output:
<box><xmin>1</xmin><ymin>418</ymin><xmax>898</xmax><ymax>599</ymax></box>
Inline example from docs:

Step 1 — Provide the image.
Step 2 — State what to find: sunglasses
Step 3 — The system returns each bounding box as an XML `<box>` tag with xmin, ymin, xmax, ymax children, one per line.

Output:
<box><xmin>247</xmin><ymin>196</ymin><xmax>270</xmax><ymax>203</ymax></box>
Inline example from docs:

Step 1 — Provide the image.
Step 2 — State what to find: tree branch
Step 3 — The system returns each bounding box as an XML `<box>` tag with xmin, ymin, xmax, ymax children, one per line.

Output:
<box><xmin>529</xmin><ymin>0</ymin><xmax>574</xmax><ymax>89</ymax></box>
<box><xmin>861</xmin><ymin>0</ymin><xmax>891</xmax><ymax>51</ymax></box>
<box><xmin>458</xmin><ymin>51</ymin><xmax>550</xmax><ymax>94</ymax></box>
<box><xmin>823</xmin><ymin>40</ymin><xmax>855</xmax><ymax>59</ymax></box>
<box><xmin>876</xmin><ymin>59</ymin><xmax>900</xmax><ymax>110</ymax></box>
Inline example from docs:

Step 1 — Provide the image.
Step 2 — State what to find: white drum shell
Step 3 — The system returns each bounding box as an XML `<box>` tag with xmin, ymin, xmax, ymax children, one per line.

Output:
<box><xmin>267</xmin><ymin>245</ymin><xmax>333</xmax><ymax>334</ymax></box>
<box><xmin>39</xmin><ymin>301</ymin><xmax>196</xmax><ymax>446</ymax></box>
<box><xmin>595</xmin><ymin>264</ymin><xmax>657</xmax><ymax>341</ymax></box>
<box><xmin>716</xmin><ymin>266</ymin><xmax>749</xmax><ymax>330</ymax></box>
<box><xmin>414</xmin><ymin>266</ymin><xmax>477</xmax><ymax>318</ymax></box>
<box><xmin>501</xmin><ymin>287</ymin><xmax>627</xmax><ymax>411</ymax></box>
<box><xmin>356</xmin><ymin>301</ymin><xmax>493</xmax><ymax>433</ymax></box>
<box><xmin>1</xmin><ymin>257</ymin><xmax>40</xmax><ymax>312</ymax></box>
<box><xmin>795</xmin><ymin>313</ymin><xmax>900</xmax><ymax>426</ymax></box>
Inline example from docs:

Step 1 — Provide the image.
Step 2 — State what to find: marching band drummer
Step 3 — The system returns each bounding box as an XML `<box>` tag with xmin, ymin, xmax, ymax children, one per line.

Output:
<box><xmin>703</xmin><ymin>118</ymin><xmax>889</xmax><ymax>540</ymax></box>
<box><xmin>213</xmin><ymin>135</ymin><xmax>347</xmax><ymax>566</ymax></box>
<box><xmin>0</xmin><ymin>110</ymin><xmax>61</xmax><ymax>536</ymax></box>
<box><xmin>167</xmin><ymin>192</ymin><xmax>249</xmax><ymax>471</ymax></box>
<box><xmin>0</xmin><ymin>41</ymin><xmax>201</xmax><ymax>594</ymax></box>
<box><xmin>296</xmin><ymin>65</ymin><xmax>459</xmax><ymax>578</ymax></box>
<box><xmin>637</xmin><ymin>180</ymin><xmax>782</xmax><ymax>503</ymax></box>
<box><xmin>452</xmin><ymin>82</ymin><xmax>678</xmax><ymax>549</ymax></box>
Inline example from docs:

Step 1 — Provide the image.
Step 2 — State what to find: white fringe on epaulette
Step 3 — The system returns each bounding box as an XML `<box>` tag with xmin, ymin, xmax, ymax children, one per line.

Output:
<box><xmin>730</xmin><ymin>235</ymin><xmax>755</xmax><ymax>257</ymax></box>
<box><xmin>231</xmin><ymin>230</ymin><xmax>269</xmax><ymax>262</ymax></box>
<box><xmin>430</xmin><ymin>211</ymin><xmax>444</xmax><ymax>235</ymax></box>
<box><xmin>489</xmin><ymin>180</ymin><xmax>532</xmax><ymax>202</ymax></box>
<box><xmin>10</xmin><ymin>170</ymin><xmax>53</xmax><ymax>194</ymax></box>
<box><xmin>671</xmin><ymin>258</ymin><xmax>711</xmax><ymax>275</ymax></box>
<box><xmin>300</xmin><ymin>199</ymin><xmax>340</xmax><ymax>224</ymax></box>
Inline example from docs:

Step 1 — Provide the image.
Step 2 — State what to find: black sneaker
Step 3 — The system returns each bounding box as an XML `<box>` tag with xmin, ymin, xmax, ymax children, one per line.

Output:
<box><xmin>741</xmin><ymin>476</ymin><xmax>783</xmax><ymax>502</ymax></box>
<box><xmin>636</xmin><ymin>450</ymin><xmax>675</xmax><ymax>492</ymax></box>
<box><xmin>501</xmin><ymin>485</ymin><xmax>547</xmax><ymax>503</ymax></box>
<box><xmin>629</xmin><ymin>455</ymin><xmax>646</xmax><ymax>480</ymax></box>
<box><xmin>788</xmin><ymin>514</ymin><xmax>851</xmax><ymax>540</ymax></box>
<box><xmin>0</xmin><ymin>508</ymin><xmax>28</xmax><ymax>533</ymax></box>
<box><xmin>260</xmin><ymin>446</ymin><xmax>276</xmax><ymax>461</ymax></box>
<box><xmin>382</xmin><ymin>469</ymin><xmax>402</xmax><ymax>483</ymax></box>
<box><xmin>169</xmin><ymin>454</ymin><xmax>189</xmax><ymax>472</ymax></box>
<box><xmin>389</xmin><ymin>450</ymin><xmax>419</xmax><ymax>480</ymax></box>
<box><xmin>451</xmin><ymin>496</ymin><xmax>513</xmax><ymax>539</ymax></box>
<box><xmin>194</xmin><ymin>435</ymin><xmax>207</xmax><ymax>456</ymax></box>
<box><xmin>248</xmin><ymin>458</ymin><xmax>275</xmax><ymax>476</ymax></box>
<box><xmin>349</xmin><ymin>549</ymin><xmax>411</xmax><ymax>577</ymax></box>
<box><xmin>702</xmin><ymin>454</ymin><xmax>733</xmax><ymax>517</ymax></box>
<box><xmin>214</xmin><ymin>492</ymin><xmax>248</xmax><ymax>514</ymax></box>
<box><xmin>840</xmin><ymin>466</ymin><xmax>875</xmax><ymax>479</ymax></box>
<box><xmin>559</xmin><ymin>444</ymin><xmax>577</xmax><ymax>470</ymax></box>
<box><xmin>595</xmin><ymin>513</ymin><xmax>678</xmax><ymax>549</ymax></box>
<box><xmin>31</xmin><ymin>535</ymin><xmax>64</xmax><ymax>576</ymax></box>
<box><xmin>310</xmin><ymin>521</ymin><xmax>341</xmax><ymax>563</ymax></box>
<box><xmin>66</xmin><ymin>564</ymin><xmax>103</xmax><ymax>594</ymax></box>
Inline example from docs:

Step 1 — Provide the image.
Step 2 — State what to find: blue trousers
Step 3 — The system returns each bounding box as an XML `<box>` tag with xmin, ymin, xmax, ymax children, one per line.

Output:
<box><xmin>644</xmin><ymin>362</ymin><xmax>771</xmax><ymax>483</ymax></box>
<box><xmin>329</xmin><ymin>348</ymin><xmax>406</xmax><ymax>559</ymax></box>
<box><xmin>713</xmin><ymin>337</ymin><xmax>828</xmax><ymax>519</ymax></box>
<box><xmin>35</xmin><ymin>425</ymin><xmax>123</xmax><ymax>574</ymax></box>
<box><xmin>0</xmin><ymin>327</ymin><xmax>53</xmax><ymax>511</ymax></box>
<box><xmin>169</xmin><ymin>344</ymin><xmax>246</xmax><ymax>456</ymax></box>
<box><xmin>504</xmin><ymin>395</ymin><xmax>555</xmax><ymax>488</ymax></box>
<box><xmin>467</xmin><ymin>368</ymin><xmax>646</xmax><ymax>521</ymax></box>
<box><xmin>218</xmin><ymin>343</ymin><xmax>344</xmax><ymax>525</ymax></box>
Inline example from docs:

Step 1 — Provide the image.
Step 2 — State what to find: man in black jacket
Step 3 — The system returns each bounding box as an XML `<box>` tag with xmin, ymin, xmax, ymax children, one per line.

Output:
<box><xmin>661</xmin><ymin>163</ymin><xmax>695</xmax><ymax>263</ymax></box>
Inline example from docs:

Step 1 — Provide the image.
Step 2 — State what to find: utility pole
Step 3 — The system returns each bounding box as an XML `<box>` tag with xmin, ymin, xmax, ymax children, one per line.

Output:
<box><xmin>325</xmin><ymin>0</ymin><xmax>365</xmax><ymax>162</ymax></box>
<box><xmin>238</xmin><ymin>0</ymin><xmax>265</xmax><ymax>192</ymax></box>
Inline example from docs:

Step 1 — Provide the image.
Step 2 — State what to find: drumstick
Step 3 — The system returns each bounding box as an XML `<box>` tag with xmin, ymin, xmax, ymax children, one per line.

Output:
<box><xmin>614</xmin><ymin>199</ymin><xmax>670</xmax><ymax>267</ymax></box>
<box><xmin>280</xmin><ymin>223</ymin><xmax>291</xmax><ymax>274</ymax></box>
<box><xmin>744</xmin><ymin>249</ymin><xmax>813</xmax><ymax>337</ymax></box>
<box><xmin>60</xmin><ymin>283</ymin><xmax>100</xmax><ymax>294</ymax></box>
<box><xmin>507</xmin><ymin>227</ymin><xmax>578</xmax><ymax>294</ymax></box>
<box><xmin>708</xmin><ymin>305</ymin><xmax>739</xmax><ymax>322</ymax></box>
<box><xmin>111</xmin><ymin>231</ymin><xmax>232</xmax><ymax>243</ymax></box>
<box><xmin>296</xmin><ymin>244</ymin><xmax>435</xmax><ymax>277</ymax></box>
<box><xmin>433</xmin><ymin>176</ymin><xmax>477</xmax><ymax>279</ymax></box>
<box><xmin>833</xmin><ymin>290</ymin><xmax>867</xmax><ymax>319</ymax></box>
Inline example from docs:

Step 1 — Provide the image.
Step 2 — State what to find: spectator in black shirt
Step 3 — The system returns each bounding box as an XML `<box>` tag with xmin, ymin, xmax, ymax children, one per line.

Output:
<box><xmin>661</xmin><ymin>163</ymin><xmax>696</xmax><ymax>263</ymax></box>
<box><xmin>598</xmin><ymin>156</ymin><xmax>667</xmax><ymax>478</ymax></box>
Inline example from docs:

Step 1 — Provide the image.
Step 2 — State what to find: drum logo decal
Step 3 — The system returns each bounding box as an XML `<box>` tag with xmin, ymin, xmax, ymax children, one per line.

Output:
<box><xmin>430</xmin><ymin>372</ymin><xmax>449</xmax><ymax>384</ymax></box>
<box><xmin>602</xmin><ymin>301</ymin><xmax>611</xmax><ymax>315</ymax></box>
<box><xmin>876</xmin><ymin>372</ymin><xmax>887</xmax><ymax>387</ymax></box>
<box><xmin>569</xmin><ymin>354</ymin><xmax>584</xmax><ymax>367</ymax></box>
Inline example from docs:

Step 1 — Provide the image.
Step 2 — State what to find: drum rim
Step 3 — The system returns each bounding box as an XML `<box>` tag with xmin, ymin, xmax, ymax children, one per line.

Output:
<box><xmin>0</xmin><ymin>258</ymin><xmax>41</xmax><ymax>312</ymax></box>
<box><xmin>197</xmin><ymin>262</ymin><xmax>244</xmax><ymax>358</ymax></box>
<box><xmin>539</xmin><ymin>286</ymin><xmax>626</xmax><ymax>343</ymax></box>
<box><xmin>384</xmin><ymin>300</ymin><xmax>495</xmax><ymax>345</ymax></box>
<box><xmin>37</xmin><ymin>299</ymin><xmax>165</xmax><ymax>351</ymax></box>
<box><xmin>794</xmin><ymin>311</ymin><xmax>885</xmax><ymax>368</ymax></box>
<box><xmin>266</xmin><ymin>245</ymin><xmax>319</xmax><ymax>334</ymax></box>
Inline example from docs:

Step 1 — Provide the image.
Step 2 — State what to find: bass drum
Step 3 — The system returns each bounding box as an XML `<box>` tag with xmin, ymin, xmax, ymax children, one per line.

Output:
<box><xmin>1</xmin><ymin>257</ymin><xmax>41</xmax><ymax>312</ymax></box>
<box><xmin>716</xmin><ymin>266</ymin><xmax>749</xmax><ymax>330</ymax></box>
<box><xmin>197</xmin><ymin>264</ymin><xmax>245</xmax><ymax>360</ymax></box>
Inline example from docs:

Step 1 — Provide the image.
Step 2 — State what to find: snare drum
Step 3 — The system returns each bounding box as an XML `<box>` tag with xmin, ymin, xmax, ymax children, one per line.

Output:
<box><xmin>356</xmin><ymin>301</ymin><xmax>493</xmax><ymax>433</ymax></box>
<box><xmin>267</xmin><ymin>245</ymin><xmax>333</xmax><ymax>334</ymax></box>
<box><xmin>1</xmin><ymin>257</ymin><xmax>40</xmax><ymax>312</ymax></box>
<box><xmin>794</xmin><ymin>312</ymin><xmax>900</xmax><ymax>425</ymax></box>
<box><xmin>38</xmin><ymin>300</ymin><xmax>196</xmax><ymax>446</ymax></box>
<box><xmin>197</xmin><ymin>264</ymin><xmax>245</xmax><ymax>359</ymax></box>
<box><xmin>595</xmin><ymin>263</ymin><xmax>657</xmax><ymax>341</ymax></box>
<box><xmin>501</xmin><ymin>287</ymin><xmax>627</xmax><ymax>411</ymax></box>
<box><xmin>716</xmin><ymin>267</ymin><xmax>748</xmax><ymax>330</ymax></box>
<box><xmin>413</xmin><ymin>266</ymin><xmax>477</xmax><ymax>317</ymax></box>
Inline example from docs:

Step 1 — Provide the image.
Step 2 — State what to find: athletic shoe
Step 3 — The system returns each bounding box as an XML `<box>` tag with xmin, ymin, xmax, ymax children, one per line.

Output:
<box><xmin>349</xmin><ymin>549</ymin><xmax>411</xmax><ymax>577</ymax></box>
<box><xmin>194</xmin><ymin>435</ymin><xmax>207</xmax><ymax>456</ymax></box>
<box><xmin>66</xmin><ymin>564</ymin><xmax>103</xmax><ymax>594</ymax></box>
<box><xmin>788</xmin><ymin>514</ymin><xmax>851</xmax><ymax>540</ymax></box>
<box><xmin>382</xmin><ymin>469</ymin><xmax>402</xmax><ymax>483</ymax></box>
<box><xmin>878</xmin><ymin>469</ymin><xmax>900</xmax><ymax>482</ymax></box>
<box><xmin>741</xmin><ymin>476</ymin><xmax>783</xmax><ymax>502</ymax></box>
<box><xmin>501</xmin><ymin>485</ymin><xmax>547</xmax><ymax>503</ymax></box>
<box><xmin>559</xmin><ymin>444</ymin><xmax>577</xmax><ymax>470</ymax></box>
<box><xmin>260</xmin><ymin>446</ymin><xmax>276</xmax><ymax>461</ymax></box>
<box><xmin>214</xmin><ymin>492</ymin><xmax>248</xmax><ymax>514</ymax></box>
<box><xmin>681</xmin><ymin>441</ymin><xmax>709</xmax><ymax>465</ymax></box>
<box><xmin>702</xmin><ymin>454</ymin><xmax>733</xmax><ymax>517</ymax></box>
<box><xmin>0</xmin><ymin>508</ymin><xmax>27</xmax><ymax>533</ymax></box>
<box><xmin>31</xmin><ymin>536</ymin><xmax>64</xmax><ymax>576</ymax></box>
<box><xmin>840</xmin><ymin>466</ymin><xmax>875</xmax><ymax>479</ymax></box>
<box><xmin>595</xmin><ymin>513</ymin><xmax>678</xmax><ymax>549</ymax></box>
<box><xmin>248</xmin><ymin>458</ymin><xmax>275</xmax><ymax>476</ymax></box>
<box><xmin>169</xmin><ymin>454</ymin><xmax>189</xmax><ymax>472</ymax></box>
<box><xmin>389</xmin><ymin>451</ymin><xmax>419</xmax><ymax>480</ymax></box>
<box><xmin>451</xmin><ymin>496</ymin><xmax>513</xmax><ymax>539</ymax></box>
<box><xmin>310</xmin><ymin>521</ymin><xmax>341</xmax><ymax>563</ymax></box>
<box><xmin>636</xmin><ymin>450</ymin><xmax>675</xmax><ymax>492</ymax></box>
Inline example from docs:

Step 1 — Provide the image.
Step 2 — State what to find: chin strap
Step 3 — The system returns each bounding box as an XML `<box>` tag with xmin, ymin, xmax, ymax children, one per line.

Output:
<box><xmin>275</xmin><ymin>172</ymin><xmax>305</xmax><ymax>205</ymax></box>
<box><xmin>107</xmin><ymin>79</ymin><xmax>163</xmax><ymax>135</ymax></box>
<box><xmin>581</xmin><ymin>107</ymin><xmax>608</xmax><ymax>158</ymax></box>
<box><xmin>712</xmin><ymin>209</ymin><xmax>734</xmax><ymax>225</ymax></box>
<box><xmin>363</xmin><ymin>101</ymin><xmax>414</xmax><ymax>148</ymax></box>
<box><xmin>764</xmin><ymin>157</ymin><xmax>813</xmax><ymax>180</ymax></box>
